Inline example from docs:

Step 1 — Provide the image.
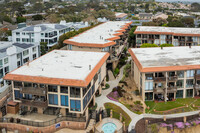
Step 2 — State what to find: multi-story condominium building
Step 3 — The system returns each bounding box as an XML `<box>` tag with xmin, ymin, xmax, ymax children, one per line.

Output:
<box><xmin>4</xmin><ymin>50</ymin><xmax>109</xmax><ymax>123</ymax></box>
<box><xmin>0</xmin><ymin>41</ymin><xmax>39</xmax><ymax>95</ymax></box>
<box><xmin>134</xmin><ymin>26</ymin><xmax>200</xmax><ymax>47</ymax></box>
<box><xmin>128</xmin><ymin>46</ymin><xmax>200</xmax><ymax>101</ymax></box>
<box><xmin>64</xmin><ymin>21</ymin><xmax>132</xmax><ymax>70</ymax></box>
<box><xmin>12</xmin><ymin>24</ymin><xmax>69</xmax><ymax>48</ymax></box>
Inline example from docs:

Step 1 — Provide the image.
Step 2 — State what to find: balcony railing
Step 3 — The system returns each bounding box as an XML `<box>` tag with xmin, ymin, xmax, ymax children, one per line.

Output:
<box><xmin>20</xmin><ymin>99</ymin><xmax>48</xmax><ymax>108</ymax></box>
<box><xmin>20</xmin><ymin>87</ymin><xmax>47</xmax><ymax>96</ymax></box>
<box><xmin>153</xmin><ymin>87</ymin><xmax>165</xmax><ymax>94</ymax></box>
<box><xmin>154</xmin><ymin>77</ymin><xmax>166</xmax><ymax>82</ymax></box>
<box><xmin>195</xmin><ymin>74</ymin><xmax>200</xmax><ymax>80</ymax></box>
<box><xmin>194</xmin><ymin>85</ymin><xmax>200</xmax><ymax>90</ymax></box>
<box><xmin>168</xmin><ymin>75</ymin><xmax>178</xmax><ymax>82</ymax></box>
<box><xmin>167</xmin><ymin>86</ymin><xmax>177</xmax><ymax>93</ymax></box>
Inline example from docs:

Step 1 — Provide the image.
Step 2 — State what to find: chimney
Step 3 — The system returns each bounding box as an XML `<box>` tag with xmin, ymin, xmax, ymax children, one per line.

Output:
<box><xmin>89</xmin><ymin>65</ymin><xmax>91</xmax><ymax>70</ymax></box>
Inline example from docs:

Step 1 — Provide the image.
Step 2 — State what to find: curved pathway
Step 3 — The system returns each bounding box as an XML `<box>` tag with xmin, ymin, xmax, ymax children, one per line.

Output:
<box><xmin>96</xmin><ymin>63</ymin><xmax>200</xmax><ymax>132</ymax></box>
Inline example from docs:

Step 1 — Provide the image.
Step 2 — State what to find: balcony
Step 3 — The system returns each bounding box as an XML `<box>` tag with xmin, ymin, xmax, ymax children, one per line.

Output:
<box><xmin>167</xmin><ymin>86</ymin><xmax>177</xmax><ymax>93</ymax></box>
<box><xmin>153</xmin><ymin>87</ymin><xmax>165</xmax><ymax>94</ymax></box>
<box><xmin>154</xmin><ymin>77</ymin><xmax>166</xmax><ymax>82</ymax></box>
<box><xmin>194</xmin><ymin>85</ymin><xmax>200</xmax><ymax>90</ymax></box>
<box><xmin>195</xmin><ymin>74</ymin><xmax>200</xmax><ymax>80</ymax></box>
<box><xmin>20</xmin><ymin>87</ymin><xmax>47</xmax><ymax>96</ymax></box>
<box><xmin>168</xmin><ymin>75</ymin><xmax>178</xmax><ymax>82</ymax></box>
<box><xmin>20</xmin><ymin>99</ymin><xmax>48</xmax><ymax>108</ymax></box>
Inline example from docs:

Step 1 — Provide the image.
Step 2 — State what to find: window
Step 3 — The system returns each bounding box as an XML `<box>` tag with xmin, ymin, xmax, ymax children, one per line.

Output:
<box><xmin>61</xmin><ymin>95</ymin><xmax>68</xmax><ymax>106</ymax></box>
<box><xmin>48</xmin><ymin>85</ymin><xmax>57</xmax><ymax>92</ymax></box>
<box><xmin>4</xmin><ymin>58</ymin><xmax>8</xmax><ymax>65</ymax></box>
<box><xmin>23</xmin><ymin>57</ymin><xmax>29</xmax><ymax>63</ymax></box>
<box><xmin>24</xmin><ymin>82</ymin><xmax>32</xmax><ymax>87</ymax></box>
<box><xmin>68</xmin><ymin>45</ymin><xmax>72</xmax><ymax>50</ymax></box>
<box><xmin>145</xmin><ymin>92</ymin><xmax>153</xmax><ymax>101</ymax></box>
<box><xmin>186</xmin><ymin>79</ymin><xmax>193</xmax><ymax>88</ymax></box>
<box><xmin>40</xmin><ymin>84</ymin><xmax>45</xmax><ymax>88</ymax></box>
<box><xmin>70</xmin><ymin>100</ymin><xmax>81</xmax><ymax>111</ymax></box>
<box><xmin>60</xmin><ymin>86</ymin><xmax>68</xmax><ymax>94</ymax></box>
<box><xmin>102</xmin><ymin>47</ymin><xmax>109</xmax><ymax>52</ymax></box>
<box><xmin>32</xmin><ymin>47</ymin><xmax>36</xmax><ymax>52</ymax></box>
<box><xmin>186</xmin><ymin>89</ymin><xmax>193</xmax><ymax>97</ymax></box>
<box><xmin>0</xmin><ymin>60</ymin><xmax>2</xmax><ymax>67</ymax></box>
<box><xmin>197</xmin><ymin>70</ymin><xmax>200</xmax><ymax>75</ymax></box>
<box><xmin>16</xmin><ymin>32</ymin><xmax>20</xmax><ymax>36</ymax></box>
<box><xmin>145</xmin><ymin>73</ymin><xmax>153</xmax><ymax>80</ymax></box>
<box><xmin>14</xmin><ymin>81</ymin><xmax>22</xmax><ymax>88</ymax></box>
<box><xmin>16</xmin><ymin>38</ymin><xmax>20</xmax><ymax>42</ymax></box>
<box><xmin>22</xmin><ymin>32</ymin><xmax>25</xmax><ymax>35</ymax></box>
<box><xmin>48</xmin><ymin>94</ymin><xmax>58</xmax><ymax>105</ymax></box>
<box><xmin>14</xmin><ymin>90</ymin><xmax>23</xmax><ymax>100</ymax></box>
<box><xmin>41</xmin><ymin>33</ymin><xmax>44</xmax><ymax>37</ymax></box>
<box><xmin>176</xmin><ymin>80</ymin><xmax>184</xmax><ymax>88</ymax></box>
<box><xmin>23</xmin><ymin>50</ymin><xmax>29</xmax><ymax>56</ymax></box>
<box><xmin>177</xmin><ymin>71</ymin><xmax>184</xmax><ymax>78</ymax></box>
<box><xmin>145</xmin><ymin>82</ymin><xmax>153</xmax><ymax>90</ymax></box>
<box><xmin>17</xmin><ymin>61</ymin><xmax>21</xmax><ymax>67</ymax></box>
<box><xmin>31</xmin><ymin>39</ymin><xmax>34</xmax><ymax>42</ymax></box>
<box><xmin>4</xmin><ymin>66</ymin><xmax>9</xmax><ymax>74</ymax></box>
<box><xmin>33</xmin><ymin>54</ymin><xmax>37</xmax><ymax>60</ymax></box>
<box><xmin>98</xmin><ymin>72</ymin><xmax>101</xmax><ymax>84</ymax></box>
<box><xmin>187</xmin><ymin>70</ymin><xmax>194</xmax><ymax>78</ymax></box>
<box><xmin>176</xmin><ymin>90</ymin><xmax>183</xmax><ymax>98</ymax></box>
<box><xmin>70</xmin><ymin>87</ymin><xmax>80</xmax><ymax>98</ymax></box>
<box><xmin>31</xmin><ymin>33</ymin><xmax>34</xmax><ymax>37</ymax></box>
<box><xmin>17</xmin><ymin>53</ymin><xmax>21</xmax><ymax>59</ymax></box>
<box><xmin>0</xmin><ymin>69</ymin><xmax>3</xmax><ymax>78</ymax></box>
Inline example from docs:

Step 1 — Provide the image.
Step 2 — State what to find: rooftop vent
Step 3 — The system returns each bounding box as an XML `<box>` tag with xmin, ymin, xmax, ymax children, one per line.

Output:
<box><xmin>89</xmin><ymin>65</ymin><xmax>91</xmax><ymax>70</ymax></box>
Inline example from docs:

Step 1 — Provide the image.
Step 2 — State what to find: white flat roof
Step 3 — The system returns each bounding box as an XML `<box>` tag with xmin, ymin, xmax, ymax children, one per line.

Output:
<box><xmin>10</xmin><ymin>50</ymin><xmax>107</xmax><ymax>80</ymax></box>
<box><xmin>67</xmin><ymin>21</ymin><xmax>131</xmax><ymax>44</ymax></box>
<box><xmin>135</xmin><ymin>26</ymin><xmax>200</xmax><ymax>34</ymax></box>
<box><xmin>130</xmin><ymin>46</ymin><xmax>200</xmax><ymax>68</ymax></box>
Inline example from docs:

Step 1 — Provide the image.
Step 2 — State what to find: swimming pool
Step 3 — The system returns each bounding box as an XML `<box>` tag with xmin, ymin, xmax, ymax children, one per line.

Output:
<box><xmin>102</xmin><ymin>122</ymin><xmax>117</xmax><ymax>133</ymax></box>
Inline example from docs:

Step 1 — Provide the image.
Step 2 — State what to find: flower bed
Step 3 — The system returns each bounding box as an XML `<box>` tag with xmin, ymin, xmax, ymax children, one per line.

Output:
<box><xmin>107</xmin><ymin>91</ymin><xmax>120</xmax><ymax>102</ymax></box>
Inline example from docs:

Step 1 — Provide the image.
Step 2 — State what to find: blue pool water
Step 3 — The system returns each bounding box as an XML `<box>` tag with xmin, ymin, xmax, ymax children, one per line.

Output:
<box><xmin>102</xmin><ymin>122</ymin><xmax>117</xmax><ymax>133</ymax></box>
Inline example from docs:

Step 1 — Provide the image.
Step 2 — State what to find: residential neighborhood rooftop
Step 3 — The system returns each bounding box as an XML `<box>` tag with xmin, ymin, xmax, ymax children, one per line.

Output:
<box><xmin>4</xmin><ymin>50</ymin><xmax>109</xmax><ymax>87</ymax></box>
<box><xmin>115</xmin><ymin>12</ymin><xmax>127</xmax><ymax>18</ymax></box>
<box><xmin>135</xmin><ymin>26</ymin><xmax>200</xmax><ymax>35</ymax></box>
<box><xmin>64</xmin><ymin>21</ymin><xmax>132</xmax><ymax>47</ymax></box>
<box><xmin>129</xmin><ymin>46</ymin><xmax>200</xmax><ymax>72</ymax></box>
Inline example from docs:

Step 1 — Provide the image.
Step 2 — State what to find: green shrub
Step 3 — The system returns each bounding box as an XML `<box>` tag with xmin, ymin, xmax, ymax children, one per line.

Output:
<box><xmin>141</xmin><ymin>43</ymin><xmax>158</xmax><ymax>48</ymax></box>
<box><xmin>103</xmin><ymin>84</ymin><xmax>110</xmax><ymax>90</ymax></box>
<box><xmin>151</xmin><ymin>124</ymin><xmax>158</xmax><ymax>133</ymax></box>
<box><xmin>134</xmin><ymin>101</ymin><xmax>142</xmax><ymax>105</ymax></box>
<box><xmin>113</xmin><ymin>68</ymin><xmax>120</xmax><ymax>76</ymax></box>
<box><xmin>160</xmin><ymin>43</ymin><xmax>173</xmax><ymax>47</ymax></box>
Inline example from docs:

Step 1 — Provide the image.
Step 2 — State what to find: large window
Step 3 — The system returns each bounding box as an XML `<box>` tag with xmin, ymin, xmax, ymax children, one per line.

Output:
<box><xmin>48</xmin><ymin>94</ymin><xmax>58</xmax><ymax>105</ymax></box>
<box><xmin>61</xmin><ymin>95</ymin><xmax>68</xmax><ymax>106</ymax></box>
<box><xmin>0</xmin><ymin>60</ymin><xmax>2</xmax><ymax>67</ymax></box>
<box><xmin>186</xmin><ymin>89</ymin><xmax>193</xmax><ymax>97</ymax></box>
<box><xmin>4</xmin><ymin>66</ymin><xmax>9</xmax><ymax>74</ymax></box>
<box><xmin>14</xmin><ymin>81</ymin><xmax>22</xmax><ymax>88</ymax></box>
<box><xmin>145</xmin><ymin>73</ymin><xmax>153</xmax><ymax>80</ymax></box>
<box><xmin>48</xmin><ymin>85</ymin><xmax>57</xmax><ymax>92</ymax></box>
<box><xmin>14</xmin><ymin>90</ymin><xmax>23</xmax><ymax>100</ymax></box>
<box><xmin>23</xmin><ymin>57</ymin><xmax>29</xmax><ymax>63</ymax></box>
<box><xmin>60</xmin><ymin>86</ymin><xmax>68</xmax><ymax>94</ymax></box>
<box><xmin>187</xmin><ymin>70</ymin><xmax>194</xmax><ymax>78</ymax></box>
<box><xmin>186</xmin><ymin>79</ymin><xmax>193</xmax><ymax>88</ymax></box>
<box><xmin>33</xmin><ymin>54</ymin><xmax>37</xmax><ymax>60</ymax></box>
<box><xmin>23</xmin><ymin>50</ymin><xmax>29</xmax><ymax>56</ymax></box>
<box><xmin>70</xmin><ymin>87</ymin><xmax>80</xmax><ymax>98</ymax></box>
<box><xmin>32</xmin><ymin>47</ymin><xmax>36</xmax><ymax>52</ymax></box>
<box><xmin>145</xmin><ymin>82</ymin><xmax>153</xmax><ymax>91</ymax></box>
<box><xmin>176</xmin><ymin>90</ymin><xmax>183</xmax><ymax>98</ymax></box>
<box><xmin>70</xmin><ymin>100</ymin><xmax>81</xmax><ymax>111</ymax></box>
<box><xmin>176</xmin><ymin>80</ymin><xmax>184</xmax><ymax>88</ymax></box>
<box><xmin>4</xmin><ymin>58</ymin><xmax>8</xmax><ymax>65</ymax></box>
<box><xmin>177</xmin><ymin>71</ymin><xmax>184</xmax><ymax>78</ymax></box>
<box><xmin>24</xmin><ymin>82</ymin><xmax>32</xmax><ymax>87</ymax></box>
<box><xmin>145</xmin><ymin>92</ymin><xmax>153</xmax><ymax>101</ymax></box>
<box><xmin>0</xmin><ymin>69</ymin><xmax>3</xmax><ymax>78</ymax></box>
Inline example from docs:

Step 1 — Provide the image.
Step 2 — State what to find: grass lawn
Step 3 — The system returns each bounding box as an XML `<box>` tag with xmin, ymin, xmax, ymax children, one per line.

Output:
<box><xmin>104</xmin><ymin>102</ymin><xmax>131</xmax><ymax>127</ymax></box>
<box><xmin>145</xmin><ymin>98</ymin><xmax>200</xmax><ymax>114</ymax></box>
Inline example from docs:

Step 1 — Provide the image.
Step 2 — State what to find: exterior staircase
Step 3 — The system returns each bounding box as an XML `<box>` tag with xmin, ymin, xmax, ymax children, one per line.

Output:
<box><xmin>86</xmin><ymin>119</ymin><xmax>96</xmax><ymax>133</ymax></box>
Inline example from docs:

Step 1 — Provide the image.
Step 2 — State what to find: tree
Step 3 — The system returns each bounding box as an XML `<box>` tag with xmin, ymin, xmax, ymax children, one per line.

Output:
<box><xmin>142</xmin><ymin>21</ymin><xmax>158</xmax><ymax>26</ymax></box>
<box><xmin>40</xmin><ymin>42</ymin><xmax>48</xmax><ymax>55</ymax></box>
<box><xmin>128</xmin><ymin>26</ymin><xmax>137</xmax><ymax>47</ymax></box>
<box><xmin>140</xmin><ymin>43</ymin><xmax>158</xmax><ymax>48</ymax></box>
<box><xmin>167</xmin><ymin>20</ymin><xmax>184</xmax><ymax>27</ymax></box>
<box><xmin>94</xmin><ymin>9</ymin><xmax>115</xmax><ymax>20</ymax></box>
<box><xmin>32</xmin><ymin>15</ymin><xmax>43</xmax><ymax>20</ymax></box>
<box><xmin>191</xmin><ymin>3</ymin><xmax>200</xmax><ymax>12</ymax></box>
<box><xmin>181</xmin><ymin>17</ymin><xmax>194</xmax><ymax>27</ymax></box>
<box><xmin>16</xmin><ymin>17</ymin><xmax>26</xmax><ymax>23</ymax></box>
<box><xmin>153</xmin><ymin>17</ymin><xmax>167</xmax><ymax>26</ymax></box>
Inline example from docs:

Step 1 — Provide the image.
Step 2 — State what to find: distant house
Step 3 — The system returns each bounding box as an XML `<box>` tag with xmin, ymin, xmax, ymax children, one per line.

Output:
<box><xmin>154</xmin><ymin>12</ymin><xmax>168</xmax><ymax>20</ymax></box>
<box><xmin>137</xmin><ymin>13</ymin><xmax>153</xmax><ymax>20</ymax></box>
<box><xmin>115</xmin><ymin>13</ymin><xmax>128</xmax><ymax>21</ymax></box>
